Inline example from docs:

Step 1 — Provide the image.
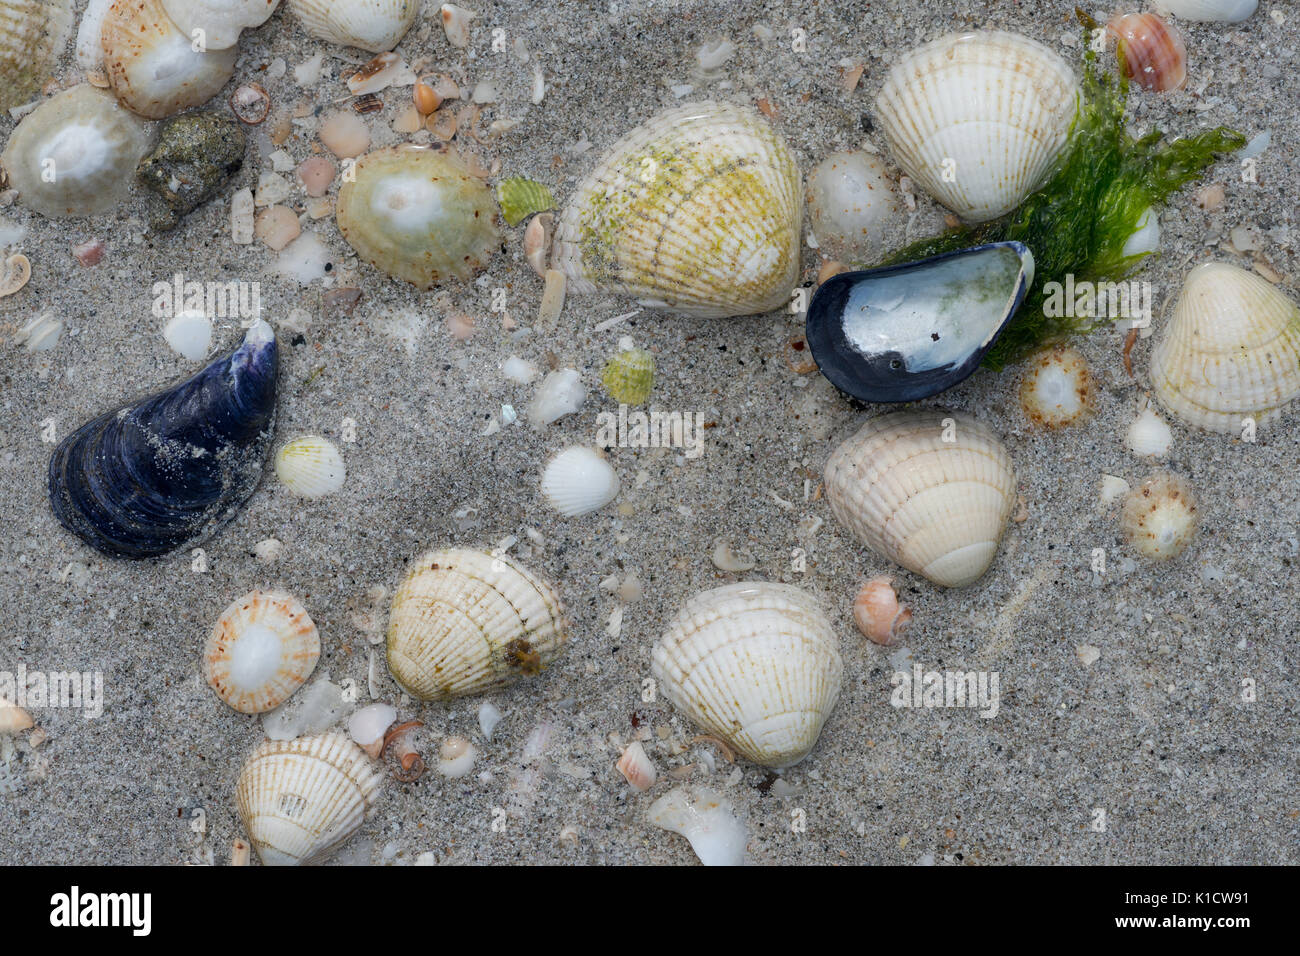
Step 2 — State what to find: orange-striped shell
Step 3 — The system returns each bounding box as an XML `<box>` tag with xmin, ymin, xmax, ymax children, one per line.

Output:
<box><xmin>204</xmin><ymin>589</ymin><xmax>320</xmax><ymax>714</ymax></box>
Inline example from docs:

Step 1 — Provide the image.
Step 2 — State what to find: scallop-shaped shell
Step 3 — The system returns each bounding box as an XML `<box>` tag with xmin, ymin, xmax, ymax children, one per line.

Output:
<box><xmin>386</xmin><ymin>547</ymin><xmax>569</xmax><ymax>701</ymax></box>
<box><xmin>875</xmin><ymin>31</ymin><xmax>1080</xmax><ymax>223</ymax></box>
<box><xmin>203</xmin><ymin>589</ymin><xmax>320</xmax><ymax>714</ymax></box>
<box><xmin>286</xmin><ymin>0</ymin><xmax>417</xmax><ymax>53</ymax></box>
<box><xmin>601</xmin><ymin>346</ymin><xmax>655</xmax><ymax>404</ymax></box>
<box><xmin>101</xmin><ymin>0</ymin><xmax>238</xmax><ymax>119</ymax></box>
<box><xmin>47</xmin><ymin>322</ymin><xmax>278</xmax><ymax>558</ymax></box>
<box><xmin>550</xmin><ymin>101</ymin><xmax>803</xmax><ymax>318</ymax></box>
<box><xmin>824</xmin><ymin>410</ymin><xmax>1017</xmax><ymax>588</ymax></box>
<box><xmin>540</xmin><ymin>446</ymin><xmax>620</xmax><ymax>516</ymax></box>
<box><xmin>1150</xmin><ymin>262</ymin><xmax>1300</xmax><ymax>433</ymax></box>
<box><xmin>0</xmin><ymin>0</ymin><xmax>74</xmax><ymax>111</ymax></box>
<box><xmin>496</xmin><ymin>176</ymin><xmax>555</xmax><ymax>227</ymax></box>
<box><xmin>335</xmin><ymin>145</ymin><xmax>502</xmax><ymax>289</ymax></box>
<box><xmin>0</xmin><ymin>85</ymin><xmax>152</xmax><ymax>218</ymax></box>
<box><xmin>651</xmin><ymin>582</ymin><xmax>842</xmax><ymax>768</ymax></box>
<box><xmin>274</xmin><ymin>435</ymin><xmax>345</xmax><ymax>498</ymax></box>
<box><xmin>161</xmin><ymin>0</ymin><xmax>280</xmax><ymax>51</ymax></box>
<box><xmin>235</xmin><ymin>732</ymin><xmax>383</xmax><ymax>866</ymax></box>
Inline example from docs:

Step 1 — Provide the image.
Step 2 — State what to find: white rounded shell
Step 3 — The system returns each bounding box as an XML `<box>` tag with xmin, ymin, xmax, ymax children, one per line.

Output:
<box><xmin>806</xmin><ymin>150</ymin><xmax>899</xmax><ymax>262</ymax></box>
<box><xmin>551</xmin><ymin>100</ymin><xmax>803</xmax><ymax>318</ymax></box>
<box><xmin>161</xmin><ymin>0</ymin><xmax>280</xmax><ymax>50</ymax></box>
<box><xmin>540</xmin><ymin>446</ymin><xmax>620</xmax><ymax>516</ymax></box>
<box><xmin>274</xmin><ymin>435</ymin><xmax>346</xmax><ymax>498</ymax></box>
<box><xmin>386</xmin><ymin>547</ymin><xmax>570</xmax><ymax>701</ymax></box>
<box><xmin>0</xmin><ymin>0</ymin><xmax>74</xmax><ymax>111</ymax></box>
<box><xmin>824</xmin><ymin>411</ymin><xmax>1017</xmax><ymax>588</ymax></box>
<box><xmin>1150</xmin><ymin>262</ymin><xmax>1300</xmax><ymax>434</ymax></box>
<box><xmin>651</xmin><ymin>582</ymin><xmax>843</xmax><ymax>768</ymax></box>
<box><xmin>286</xmin><ymin>0</ymin><xmax>417</xmax><ymax>53</ymax></box>
<box><xmin>235</xmin><ymin>732</ymin><xmax>383</xmax><ymax>866</ymax></box>
<box><xmin>0</xmin><ymin>85</ymin><xmax>152</xmax><ymax>218</ymax></box>
<box><xmin>876</xmin><ymin>31</ymin><xmax>1080</xmax><ymax>223</ymax></box>
<box><xmin>203</xmin><ymin>589</ymin><xmax>320</xmax><ymax>714</ymax></box>
<box><xmin>1154</xmin><ymin>0</ymin><xmax>1257</xmax><ymax>22</ymax></box>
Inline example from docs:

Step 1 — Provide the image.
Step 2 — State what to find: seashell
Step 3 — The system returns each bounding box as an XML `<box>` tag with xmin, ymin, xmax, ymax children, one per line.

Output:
<box><xmin>540</xmin><ymin>446</ymin><xmax>620</xmax><ymax>517</ymax></box>
<box><xmin>348</xmin><ymin>702</ymin><xmax>395</xmax><ymax>758</ymax></box>
<box><xmin>0</xmin><ymin>694</ymin><xmax>34</xmax><ymax>734</ymax></box>
<box><xmin>286</xmin><ymin>0</ymin><xmax>417</xmax><ymax>53</ymax></box>
<box><xmin>0</xmin><ymin>0</ymin><xmax>74</xmax><ymax>111</ymax></box>
<box><xmin>0</xmin><ymin>253</ymin><xmax>30</xmax><ymax>296</ymax></box>
<box><xmin>1018</xmin><ymin>346</ymin><xmax>1096</xmax><ymax>427</ymax></box>
<box><xmin>1126</xmin><ymin>405</ymin><xmax>1173</xmax><ymax>457</ymax></box>
<box><xmin>203</xmin><ymin>589</ymin><xmax>320</xmax><ymax>714</ymax></box>
<box><xmin>806</xmin><ymin>242</ymin><xmax>1035</xmax><ymax>402</ymax></box>
<box><xmin>386</xmin><ymin>547</ymin><xmax>570</xmax><ymax>701</ymax></box>
<box><xmin>163</xmin><ymin>308</ymin><xmax>212</xmax><ymax>360</ymax></box>
<box><xmin>0</xmin><ymin>85</ymin><xmax>152</xmax><ymax>218</ymax></box>
<box><xmin>1149</xmin><ymin>262</ymin><xmax>1300</xmax><ymax>434</ymax></box>
<box><xmin>47</xmin><ymin>321</ymin><xmax>278</xmax><ymax>558</ymax></box>
<box><xmin>496</xmin><ymin>176</ymin><xmax>555</xmax><ymax>227</ymax></box>
<box><xmin>477</xmin><ymin>701</ymin><xmax>503</xmax><ymax>739</ymax></box>
<box><xmin>805</xmin><ymin>150</ymin><xmax>899</xmax><ymax>263</ymax></box>
<box><xmin>161</xmin><ymin>0</ymin><xmax>280</xmax><ymax>50</ymax></box>
<box><xmin>875</xmin><ymin>31</ymin><xmax>1080</xmax><ymax>223</ymax></box>
<box><xmin>1121</xmin><ymin>472</ymin><xmax>1197</xmax><ymax>560</ymax></box>
<box><xmin>14</xmin><ymin>311</ymin><xmax>62</xmax><ymax>351</ymax></box>
<box><xmin>274</xmin><ymin>435</ymin><xmax>345</xmax><ymax>498</ymax></box>
<box><xmin>601</xmin><ymin>343</ymin><xmax>655</xmax><ymax>405</ymax></box>
<box><xmin>646</xmin><ymin>786</ymin><xmax>746</xmax><ymax>866</ymax></box>
<box><xmin>550</xmin><ymin>101</ymin><xmax>802</xmax><ymax>318</ymax></box>
<box><xmin>824</xmin><ymin>410</ymin><xmax>1017</xmax><ymax>588</ymax></box>
<box><xmin>616</xmin><ymin>741</ymin><xmax>656</xmax><ymax>791</ymax></box>
<box><xmin>101</xmin><ymin>0</ymin><xmax>239</xmax><ymax>119</ymax></box>
<box><xmin>74</xmin><ymin>0</ymin><xmax>113</xmax><ymax>79</ymax></box>
<box><xmin>439</xmin><ymin>3</ymin><xmax>472</xmax><ymax>48</ymax></box>
<box><xmin>651</xmin><ymin>582</ymin><xmax>843</xmax><ymax>768</ymax></box>
<box><xmin>527</xmin><ymin>367</ymin><xmax>586</xmax><ymax>427</ymax></box>
<box><xmin>1154</xmin><ymin>0</ymin><xmax>1256</xmax><ymax>21</ymax></box>
<box><xmin>436</xmin><ymin>736</ymin><xmax>477</xmax><ymax>777</ymax></box>
<box><xmin>1108</xmin><ymin>14</ymin><xmax>1187</xmax><ymax>93</ymax></box>
<box><xmin>852</xmin><ymin>575</ymin><xmax>912</xmax><ymax>646</ymax></box>
<box><xmin>235</xmin><ymin>731</ymin><xmax>383</xmax><ymax>866</ymax></box>
<box><xmin>335</xmin><ymin>145</ymin><xmax>502</xmax><ymax>289</ymax></box>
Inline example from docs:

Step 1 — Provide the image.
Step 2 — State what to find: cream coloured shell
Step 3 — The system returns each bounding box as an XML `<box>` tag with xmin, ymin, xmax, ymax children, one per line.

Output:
<box><xmin>286</xmin><ymin>0</ymin><xmax>417</xmax><ymax>53</ymax></box>
<box><xmin>386</xmin><ymin>547</ymin><xmax>570</xmax><ymax>701</ymax></box>
<box><xmin>550</xmin><ymin>100</ymin><xmax>803</xmax><ymax>318</ymax></box>
<box><xmin>540</xmin><ymin>446</ymin><xmax>620</xmax><ymax>517</ymax></box>
<box><xmin>161</xmin><ymin>0</ymin><xmax>280</xmax><ymax>50</ymax></box>
<box><xmin>1149</xmin><ymin>262</ymin><xmax>1300</xmax><ymax>434</ymax></box>
<box><xmin>0</xmin><ymin>0</ymin><xmax>74</xmax><ymax>111</ymax></box>
<box><xmin>101</xmin><ymin>0</ymin><xmax>238</xmax><ymax>119</ymax></box>
<box><xmin>651</xmin><ymin>582</ymin><xmax>843</xmax><ymax>768</ymax></box>
<box><xmin>875</xmin><ymin>31</ymin><xmax>1080</xmax><ymax>223</ymax></box>
<box><xmin>235</xmin><ymin>732</ymin><xmax>383</xmax><ymax>866</ymax></box>
<box><xmin>0</xmin><ymin>85</ymin><xmax>153</xmax><ymax>218</ymax></box>
<box><xmin>824</xmin><ymin>411</ymin><xmax>1017</xmax><ymax>588</ymax></box>
<box><xmin>203</xmin><ymin>589</ymin><xmax>320</xmax><ymax>714</ymax></box>
<box><xmin>274</xmin><ymin>435</ymin><xmax>345</xmax><ymax>498</ymax></box>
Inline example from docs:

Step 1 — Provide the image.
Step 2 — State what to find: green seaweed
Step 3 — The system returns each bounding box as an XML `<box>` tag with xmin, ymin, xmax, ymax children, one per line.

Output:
<box><xmin>877</xmin><ymin>14</ymin><xmax>1245</xmax><ymax>370</ymax></box>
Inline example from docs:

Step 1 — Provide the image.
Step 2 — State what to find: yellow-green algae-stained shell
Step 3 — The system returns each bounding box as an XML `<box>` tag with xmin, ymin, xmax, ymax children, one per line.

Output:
<box><xmin>335</xmin><ymin>144</ymin><xmax>502</xmax><ymax>290</ymax></box>
<box><xmin>496</xmin><ymin>176</ymin><xmax>555</xmax><ymax>227</ymax></box>
<box><xmin>601</xmin><ymin>346</ymin><xmax>655</xmax><ymax>405</ymax></box>
<box><xmin>0</xmin><ymin>0</ymin><xmax>74</xmax><ymax>112</ymax></box>
<box><xmin>550</xmin><ymin>100</ymin><xmax>803</xmax><ymax>318</ymax></box>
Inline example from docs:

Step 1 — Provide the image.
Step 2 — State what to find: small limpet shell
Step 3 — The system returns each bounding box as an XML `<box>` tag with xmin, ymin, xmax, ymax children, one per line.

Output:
<box><xmin>203</xmin><ymin>589</ymin><xmax>320</xmax><ymax>714</ymax></box>
<box><xmin>601</xmin><ymin>346</ymin><xmax>655</xmax><ymax>405</ymax></box>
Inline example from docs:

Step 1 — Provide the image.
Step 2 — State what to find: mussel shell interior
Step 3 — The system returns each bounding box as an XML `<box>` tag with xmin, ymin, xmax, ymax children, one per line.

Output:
<box><xmin>806</xmin><ymin>241</ymin><xmax>1034</xmax><ymax>403</ymax></box>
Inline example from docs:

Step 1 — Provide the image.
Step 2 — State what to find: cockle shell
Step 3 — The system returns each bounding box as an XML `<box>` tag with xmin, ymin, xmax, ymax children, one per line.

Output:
<box><xmin>1154</xmin><ymin>0</ymin><xmax>1256</xmax><ymax>21</ymax></box>
<box><xmin>47</xmin><ymin>322</ymin><xmax>277</xmax><ymax>558</ymax></box>
<box><xmin>101</xmin><ymin>0</ymin><xmax>239</xmax><ymax>119</ymax></box>
<box><xmin>286</xmin><ymin>0</ymin><xmax>417</xmax><ymax>53</ymax></box>
<box><xmin>651</xmin><ymin>582</ymin><xmax>843</xmax><ymax>768</ymax></box>
<box><xmin>161</xmin><ymin>0</ymin><xmax>280</xmax><ymax>51</ymax></box>
<box><xmin>335</xmin><ymin>145</ymin><xmax>502</xmax><ymax>289</ymax></box>
<box><xmin>386</xmin><ymin>547</ymin><xmax>570</xmax><ymax>701</ymax></box>
<box><xmin>203</xmin><ymin>589</ymin><xmax>320</xmax><ymax>714</ymax></box>
<box><xmin>540</xmin><ymin>446</ymin><xmax>620</xmax><ymax>517</ymax></box>
<box><xmin>876</xmin><ymin>31</ymin><xmax>1080</xmax><ymax>223</ymax></box>
<box><xmin>824</xmin><ymin>411</ymin><xmax>1017</xmax><ymax>588</ymax></box>
<box><xmin>235</xmin><ymin>731</ymin><xmax>383</xmax><ymax>866</ymax></box>
<box><xmin>1150</xmin><ymin>262</ymin><xmax>1300</xmax><ymax>434</ymax></box>
<box><xmin>601</xmin><ymin>345</ymin><xmax>655</xmax><ymax>405</ymax></box>
<box><xmin>274</xmin><ymin>435</ymin><xmax>345</xmax><ymax>498</ymax></box>
<box><xmin>550</xmin><ymin>100</ymin><xmax>802</xmax><ymax>318</ymax></box>
<box><xmin>0</xmin><ymin>85</ymin><xmax>152</xmax><ymax>218</ymax></box>
<box><xmin>0</xmin><ymin>0</ymin><xmax>74</xmax><ymax>111</ymax></box>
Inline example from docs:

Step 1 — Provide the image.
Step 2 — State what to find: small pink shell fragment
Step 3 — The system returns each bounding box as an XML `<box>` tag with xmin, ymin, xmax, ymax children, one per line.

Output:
<box><xmin>852</xmin><ymin>575</ymin><xmax>913</xmax><ymax>646</ymax></box>
<box><xmin>297</xmin><ymin>157</ymin><xmax>337</xmax><ymax>198</ymax></box>
<box><xmin>616</xmin><ymin>741</ymin><xmax>657</xmax><ymax>791</ymax></box>
<box><xmin>71</xmin><ymin>239</ymin><xmax>105</xmax><ymax>267</ymax></box>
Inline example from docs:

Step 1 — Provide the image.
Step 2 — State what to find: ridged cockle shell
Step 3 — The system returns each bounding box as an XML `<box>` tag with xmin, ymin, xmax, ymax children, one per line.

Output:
<box><xmin>824</xmin><ymin>411</ymin><xmax>1017</xmax><ymax>588</ymax></box>
<box><xmin>285</xmin><ymin>0</ymin><xmax>418</xmax><ymax>53</ymax></box>
<box><xmin>550</xmin><ymin>100</ymin><xmax>803</xmax><ymax>318</ymax></box>
<box><xmin>651</xmin><ymin>582</ymin><xmax>843</xmax><ymax>768</ymax></box>
<box><xmin>386</xmin><ymin>547</ymin><xmax>570</xmax><ymax>701</ymax></box>
<box><xmin>0</xmin><ymin>0</ymin><xmax>74</xmax><ymax>111</ymax></box>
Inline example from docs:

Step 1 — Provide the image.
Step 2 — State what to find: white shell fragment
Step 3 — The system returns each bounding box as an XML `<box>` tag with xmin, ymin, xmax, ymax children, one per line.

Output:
<box><xmin>386</xmin><ymin>547</ymin><xmax>570</xmax><ymax>701</ymax></box>
<box><xmin>1154</xmin><ymin>0</ymin><xmax>1257</xmax><ymax>22</ymax></box>
<box><xmin>439</xmin><ymin>3</ymin><xmax>473</xmax><ymax>47</ymax></box>
<box><xmin>528</xmin><ymin>368</ymin><xmax>586</xmax><ymax>426</ymax></box>
<box><xmin>203</xmin><ymin>589</ymin><xmax>321</xmax><ymax>714</ymax></box>
<box><xmin>541</xmin><ymin>446</ymin><xmax>620</xmax><ymax>517</ymax></box>
<box><xmin>163</xmin><ymin>309</ymin><xmax>212</xmax><ymax>360</ymax></box>
<box><xmin>652</xmin><ymin>582</ymin><xmax>843</xmax><ymax>768</ymax></box>
<box><xmin>274</xmin><ymin>435</ymin><xmax>346</xmax><ymax>498</ymax></box>
<box><xmin>161</xmin><ymin>0</ymin><xmax>280</xmax><ymax>50</ymax></box>
<box><xmin>286</xmin><ymin>0</ymin><xmax>418</xmax><ymax>53</ymax></box>
<box><xmin>235</xmin><ymin>731</ymin><xmax>383</xmax><ymax>866</ymax></box>
<box><xmin>647</xmin><ymin>787</ymin><xmax>747</xmax><ymax>866</ymax></box>
<box><xmin>876</xmin><ymin>31</ymin><xmax>1080</xmax><ymax>222</ymax></box>
<box><xmin>551</xmin><ymin>101</ymin><xmax>802</xmax><ymax>318</ymax></box>
<box><xmin>477</xmin><ymin>701</ymin><xmax>503</xmax><ymax>740</ymax></box>
<box><xmin>806</xmin><ymin>150</ymin><xmax>899</xmax><ymax>262</ymax></box>
<box><xmin>1126</xmin><ymin>406</ymin><xmax>1173</xmax><ymax>457</ymax></box>
<box><xmin>824</xmin><ymin>411</ymin><xmax>1017</xmax><ymax>588</ymax></box>
<box><xmin>348</xmin><ymin>702</ymin><xmax>396</xmax><ymax>758</ymax></box>
<box><xmin>14</xmin><ymin>312</ymin><xmax>62</xmax><ymax>351</ymax></box>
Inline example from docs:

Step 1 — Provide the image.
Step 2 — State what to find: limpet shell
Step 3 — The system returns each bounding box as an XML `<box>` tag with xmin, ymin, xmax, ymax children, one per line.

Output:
<box><xmin>203</xmin><ymin>589</ymin><xmax>320</xmax><ymax>714</ymax></box>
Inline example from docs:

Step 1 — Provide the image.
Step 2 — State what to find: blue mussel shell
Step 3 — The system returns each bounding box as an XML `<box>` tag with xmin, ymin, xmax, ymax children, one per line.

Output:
<box><xmin>48</xmin><ymin>322</ymin><xmax>278</xmax><ymax>559</ymax></box>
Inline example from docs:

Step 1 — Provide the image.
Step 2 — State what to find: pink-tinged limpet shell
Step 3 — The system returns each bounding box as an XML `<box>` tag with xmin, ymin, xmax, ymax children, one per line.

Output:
<box><xmin>852</xmin><ymin>576</ymin><xmax>912</xmax><ymax>646</ymax></box>
<box><xmin>203</xmin><ymin>589</ymin><xmax>320</xmax><ymax>714</ymax></box>
<box><xmin>1108</xmin><ymin>13</ymin><xmax>1187</xmax><ymax>92</ymax></box>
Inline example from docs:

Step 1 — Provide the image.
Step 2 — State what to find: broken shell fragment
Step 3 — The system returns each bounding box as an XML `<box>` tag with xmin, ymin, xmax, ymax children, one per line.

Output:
<box><xmin>386</xmin><ymin>547</ymin><xmax>570</xmax><ymax>701</ymax></box>
<box><xmin>647</xmin><ymin>787</ymin><xmax>747</xmax><ymax>866</ymax></box>
<box><xmin>0</xmin><ymin>0</ymin><xmax>74</xmax><ymax>112</ymax></box>
<box><xmin>203</xmin><ymin>589</ymin><xmax>320</xmax><ymax>714</ymax></box>
<box><xmin>161</xmin><ymin>0</ymin><xmax>279</xmax><ymax>50</ymax></box>
<box><xmin>651</xmin><ymin>582</ymin><xmax>843</xmax><ymax>768</ymax></box>
<box><xmin>0</xmin><ymin>695</ymin><xmax>34</xmax><ymax>735</ymax></box>
<box><xmin>286</xmin><ymin>0</ymin><xmax>417</xmax><ymax>53</ymax></box>
<box><xmin>1126</xmin><ymin>405</ymin><xmax>1173</xmax><ymax>457</ymax></box>
<box><xmin>348</xmin><ymin>702</ymin><xmax>396</xmax><ymax>758</ymax></box>
<box><xmin>852</xmin><ymin>576</ymin><xmax>912</xmax><ymax>646</ymax></box>
<box><xmin>1154</xmin><ymin>0</ymin><xmax>1257</xmax><ymax>21</ymax></box>
<box><xmin>0</xmin><ymin>253</ymin><xmax>32</xmax><ymax>296</ymax></box>
<box><xmin>540</xmin><ymin>446</ymin><xmax>620</xmax><ymax>517</ymax></box>
<box><xmin>235</xmin><ymin>731</ymin><xmax>383</xmax><ymax>866</ymax></box>
<box><xmin>616</xmin><ymin>741</ymin><xmax>656</xmax><ymax>791</ymax></box>
<box><xmin>496</xmin><ymin>176</ymin><xmax>555</xmax><ymax>227</ymax></box>
<box><xmin>1121</xmin><ymin>471</ymin><xmax>1198</xmax><ymax>560</ymax></box>
<box><xmin>601</xmin><ymin>344</ymin><xmax>655</xmax><ymax>405</ymax></box>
